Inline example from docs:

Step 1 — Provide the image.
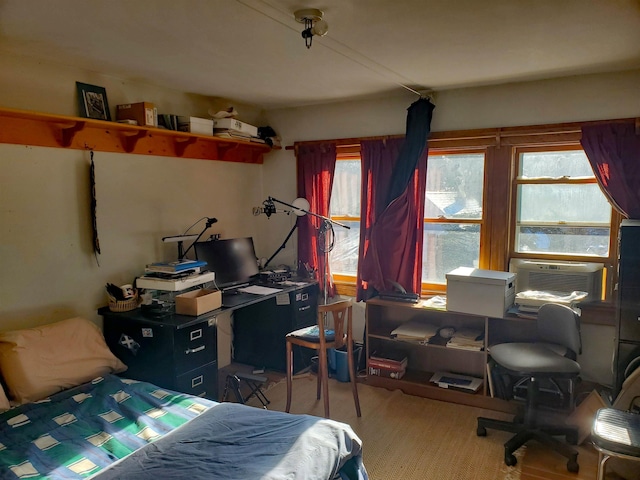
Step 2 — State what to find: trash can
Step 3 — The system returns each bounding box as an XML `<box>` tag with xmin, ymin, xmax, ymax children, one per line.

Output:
<box><xmin>329</xmin><ymin>345</ymin><xmax>362</xmax><ymax>382</ymax></box>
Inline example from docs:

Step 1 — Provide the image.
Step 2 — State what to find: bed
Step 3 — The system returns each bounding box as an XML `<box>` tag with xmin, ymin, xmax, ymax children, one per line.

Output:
<box><xmin>0</xmin><ymin>318</ymin><xmax>368</xmax><ymax>480</ymax></box>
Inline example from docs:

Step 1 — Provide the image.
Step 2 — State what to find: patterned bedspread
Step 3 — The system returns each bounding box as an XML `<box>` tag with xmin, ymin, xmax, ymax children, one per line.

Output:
<box><xmin>0</xmin><ymin>375</ymin><xmax>367</xmax><ymax>480</ymax></box>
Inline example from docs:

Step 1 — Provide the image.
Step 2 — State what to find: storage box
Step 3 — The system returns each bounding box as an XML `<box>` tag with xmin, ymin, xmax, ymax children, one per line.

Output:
<box><xmin>175</xmin><ymin>289</ymin><xmax>221</xmax><ymax>316</ymax></box>
<box><xmin>212</xmin><ymin>118</ymin><xmax>258</xmax><ymax>137</ymax></box>
<box><xmin>177</xmin><ymin>116</ymin><xmax>214</xmax><ymax>136</ymax></box>
<box><xmin>446</xmin><ymin>267</ymin><xmax>516</xmax><ymax>318</ymax></box>
<box><xmin>116</xmin><ymin>102</ymin><xmax>156</xmax><ymax>126</ymax></box>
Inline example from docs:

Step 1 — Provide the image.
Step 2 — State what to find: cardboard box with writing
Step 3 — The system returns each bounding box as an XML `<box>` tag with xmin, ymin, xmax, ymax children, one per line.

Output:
<box><xmin>116</xmin><ymin>102</ymin><xmax>156</xmax><ymax>127</ymax></box>
<box><xmin>175</xmin><ymin>289</ymin><xmax>221</xmax><ymax>316</ymax></box>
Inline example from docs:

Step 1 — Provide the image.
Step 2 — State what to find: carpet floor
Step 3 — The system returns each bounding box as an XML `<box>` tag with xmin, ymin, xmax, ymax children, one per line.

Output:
<box><xmin>249</xmin><ymin>376</ymin><xmax>522</xmax><ymax>480</ymax></box>
<box><xmin>246</xmin><ymin>373</ymin><xmax>601</xmax><ymax>480</ymax></box>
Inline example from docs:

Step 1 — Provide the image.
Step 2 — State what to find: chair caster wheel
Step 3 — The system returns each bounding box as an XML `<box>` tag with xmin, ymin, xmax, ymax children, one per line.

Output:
<box><xmin>504</xmin><ymin>452</ymin><xmax>517</xmax><ymax>467</ymax></box>
<box><xmin>567</xmin><ymin>458</ymin><xmax>579</xmax><ymax>473</ymax></box>
<box><xmin>477</xmin><ymin>425</ymin><xmax>487</xmax><ymax>437</ymax></box>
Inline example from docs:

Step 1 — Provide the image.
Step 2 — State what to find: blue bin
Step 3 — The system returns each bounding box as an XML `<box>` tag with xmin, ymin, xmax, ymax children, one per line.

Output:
<box><xmin>329</xmin><ymin>345</ymin><xmax>362</xmax><ymax>382</ymax></box>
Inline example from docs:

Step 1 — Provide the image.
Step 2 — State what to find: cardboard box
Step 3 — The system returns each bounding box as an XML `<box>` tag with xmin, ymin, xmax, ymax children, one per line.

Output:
<box><xmin>567</xmin><ymin>389</ymin><xmax>608</xmax><ymax>444</ymax></box>
<box><xmin>116</xmin><ymin>102</ymin><xmax>156</xmax><ymax>126</ymax></box>
<box><xmin>175</xmin><ymin>289</ymin><xmax>221</xmax><ymax>316</ymax></box>
<box><xmin>212</xmin><ymin>118</ymin><xmax>258</xmax><ymax>137</ymax></box>
<box><xmin>446</xmin><ymin>267</ymin><xmax>516</xmax><ymax>318</ymax></box>
<box><xmin>177</xmin><ymin>116</ymin><xmax>213</xmax><ymax>136</ymax></box>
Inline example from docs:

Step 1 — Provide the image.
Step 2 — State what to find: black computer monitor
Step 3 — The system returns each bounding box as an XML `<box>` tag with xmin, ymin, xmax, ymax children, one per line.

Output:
<box><xmin>194</xmin><ymin>237</ymin><xmax>260</xmax><ymax>288</ymax></box>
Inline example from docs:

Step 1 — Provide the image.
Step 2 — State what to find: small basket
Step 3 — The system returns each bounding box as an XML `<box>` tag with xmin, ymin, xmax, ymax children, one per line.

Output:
<box><xmin>108</xmin><ymin>291</ymin><xmax>141</xmax><ymax>312</ymax></box>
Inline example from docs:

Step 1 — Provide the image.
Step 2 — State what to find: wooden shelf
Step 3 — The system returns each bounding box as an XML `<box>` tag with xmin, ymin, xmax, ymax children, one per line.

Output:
<box><xmin>0</xmin><ymin>107</ymin><xmax>272</xmax><ymax>164</ymax></box>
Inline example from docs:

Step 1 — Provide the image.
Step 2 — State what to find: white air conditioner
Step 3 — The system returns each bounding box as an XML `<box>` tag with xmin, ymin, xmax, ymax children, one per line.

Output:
<box><xmin>509</xmin><ymin>259</ymin><xmax>604</xmax><ymax>302</ymax></box>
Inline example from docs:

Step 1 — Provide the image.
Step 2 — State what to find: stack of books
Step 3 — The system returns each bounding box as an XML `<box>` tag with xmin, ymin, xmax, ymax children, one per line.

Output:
<box><xmin>368</xmin><ymin>350</ymin><xmax>408</xmax><ymax>379</ymax></box>
<box><xmin>144</xmin><ymin>259</ymin><xmax>207</xmax><ymax>276</ymax></box>
<box><xmin>136</xmin><ymin>259</ymin><xmax>214</xmax><ymax>292</ymax></box>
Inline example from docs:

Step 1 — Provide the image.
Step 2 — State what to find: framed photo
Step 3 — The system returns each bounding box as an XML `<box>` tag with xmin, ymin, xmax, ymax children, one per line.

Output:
<box><xmin>76</xmin><ymin>82</ymin><xmax>111</xmax><ymax>121</ymax></box>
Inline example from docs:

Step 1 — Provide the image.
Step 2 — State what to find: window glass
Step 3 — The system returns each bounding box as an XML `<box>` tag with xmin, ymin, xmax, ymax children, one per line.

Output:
<box><xmin>330</xmin><ymin>160</ymin><xmax>361</xmax><ymax>217</ymax></box>
<box><xmin>422</xmin><ymin>223</ymin><xmax>480</xmax><ymax>284</ymax></box>
<box><xmin>515</xmin><ymin>150</ymin><xmax>611</xmax><ymax>257</ymax></box>
<box><xmin>423</xmin><ymin>153</ymin><xmax>484</xmax><ymax>285</ymax></box>
<box><xmin>328</xmin><ymin>220</ymin><xmax>360</xmax><ymax>276</ymax></box>
<box><xmin>425</xmin><ymin>154</ymin><xmax>484</xmax><ymax>219</ymax></box>
<box><xmin>329</xmin><ymin>160</ymin><xmax>361</xmax><ymax>277</ymax></box>
<box><xmin>520</xmin><ymin>150</ymin><xmax>594</xmax><ymax>178</ymax></box>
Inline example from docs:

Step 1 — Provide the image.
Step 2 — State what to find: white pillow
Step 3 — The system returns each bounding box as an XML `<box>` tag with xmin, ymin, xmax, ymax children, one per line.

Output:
<box><xmin>0</xmin><ymin>317</ymin><xmax>127</xmax><ymax>403</ymax></box>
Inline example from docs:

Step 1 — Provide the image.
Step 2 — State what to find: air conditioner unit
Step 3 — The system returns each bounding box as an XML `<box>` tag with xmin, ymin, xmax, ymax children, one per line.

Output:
<box><xmin>509</xmin><ymin>259</ymin><xmax>604</xmax><ymax>302</ymax></box>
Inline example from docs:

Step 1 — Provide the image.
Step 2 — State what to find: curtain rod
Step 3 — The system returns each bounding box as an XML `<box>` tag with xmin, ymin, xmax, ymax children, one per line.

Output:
<box><xmin>285</xmin><ymin>117</ymin><xmax>638</xmax><ymax>151</ymax></box>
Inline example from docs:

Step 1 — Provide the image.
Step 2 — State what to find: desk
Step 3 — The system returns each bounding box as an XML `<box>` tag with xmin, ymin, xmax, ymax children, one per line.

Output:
<box><xmin>100</xmin><ymin>281</ymin><xmax>318</xmax><ymax>401</ymax></box>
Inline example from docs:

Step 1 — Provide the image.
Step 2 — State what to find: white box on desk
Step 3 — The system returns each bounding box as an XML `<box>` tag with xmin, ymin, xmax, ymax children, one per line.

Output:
<box><xmin>212</xmin><ymin>118</ymin><xmax>258</xmax><ymax>137</ymax></box>
<box><xmin>446</xmin><ymin>267</ymin><xmax>516</xmax><ymax>318</ymax></box>
<box><xmin>177</xmin><ymin>116</ymin><xmax>213</xmax><ymax>136</ymax></box>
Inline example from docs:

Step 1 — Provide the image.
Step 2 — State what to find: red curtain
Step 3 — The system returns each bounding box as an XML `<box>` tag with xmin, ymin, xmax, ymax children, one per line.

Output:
<box><xmin>296</xmin><ymin>143</ymin><xmax>337</xmax><ymax>297</ymax></box>
<box><xmin>581</xmin><ymin>122</ymin><xmax>640</xmax><ymax>219</ymax></box>
<box><xmin>356</xmin><ymin>138</ymin><xmax>428</xmax><ymax>301</ymax></box>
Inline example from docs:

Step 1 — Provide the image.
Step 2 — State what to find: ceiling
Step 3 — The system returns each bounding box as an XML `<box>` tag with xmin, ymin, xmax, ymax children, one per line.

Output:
<box><xmin>1</xmin><ymin>0</ymin><xmax>639</xmax><ymax>110</ymax></box>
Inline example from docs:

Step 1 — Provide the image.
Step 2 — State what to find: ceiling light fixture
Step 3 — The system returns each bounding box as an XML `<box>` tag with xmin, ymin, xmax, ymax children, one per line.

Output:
<box><xmin>294</xmin><ymin>8</ymin><xmax>328</xmax><ymax>49</ymax></box>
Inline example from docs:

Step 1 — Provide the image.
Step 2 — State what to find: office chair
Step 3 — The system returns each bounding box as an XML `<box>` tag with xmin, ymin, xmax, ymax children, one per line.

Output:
<box><xmin>477</xmin><ymin>303</ymin><xmax>582</xmax><ymax>472</ymax></box>
<box><xmin>285</xmin><ymin>299</ymin><xmax>361</xmax><ymax>418</ymax></box>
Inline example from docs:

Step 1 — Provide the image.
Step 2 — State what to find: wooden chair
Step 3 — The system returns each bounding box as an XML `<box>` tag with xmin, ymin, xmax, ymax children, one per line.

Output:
<box><xmin>285</xmin><ymin>299</ymin><xmax>361</xmax><ymax>418</ymax></box>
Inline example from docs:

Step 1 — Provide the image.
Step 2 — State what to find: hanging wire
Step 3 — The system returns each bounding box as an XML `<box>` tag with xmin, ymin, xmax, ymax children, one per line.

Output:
<box><xmin>318</xmin><ymin>220</ymin><xmax>335</xmax><ymax>253</ymax></box>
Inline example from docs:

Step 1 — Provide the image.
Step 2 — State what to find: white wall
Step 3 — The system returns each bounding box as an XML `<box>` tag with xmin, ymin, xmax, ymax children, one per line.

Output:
<box><xmin>0</xmin><ymin>54</ymin><xmax>268</xmax><ymax>335</ymax></box>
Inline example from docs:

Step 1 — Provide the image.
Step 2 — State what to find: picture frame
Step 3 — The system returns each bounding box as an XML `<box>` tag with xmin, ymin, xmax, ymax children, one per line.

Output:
<box><xmin>76</xmin><ymin>82</ymin><xmax>111</xmax><ymax>121</ymax></box>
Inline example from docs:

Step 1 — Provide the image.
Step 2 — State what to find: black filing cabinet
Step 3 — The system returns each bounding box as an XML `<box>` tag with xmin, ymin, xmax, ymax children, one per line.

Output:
<box><xmin>614</xmin><ymin>219</ymin><xmax>640</xmax><ymax>396</ymax></box>
<box><xmin>100</xmin><ymin>308</ymin><xmax>218</xmax><ymax>400</ymax></box>
<box><xmin>233</xmin><ymin>283</ymin><xmax>318</xmax><ymax>372</ymax></box>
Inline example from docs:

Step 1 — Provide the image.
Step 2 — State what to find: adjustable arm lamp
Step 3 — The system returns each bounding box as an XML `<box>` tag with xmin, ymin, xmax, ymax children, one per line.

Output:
<box><xmin>264</xmin><ymin>197</ymin><xmax>349</xmax><ymax>304</ymax></box>
<box><xmin>163</xmin><ymin>217</ymin><xmax>218</xmax><ymax>260</ymax></box>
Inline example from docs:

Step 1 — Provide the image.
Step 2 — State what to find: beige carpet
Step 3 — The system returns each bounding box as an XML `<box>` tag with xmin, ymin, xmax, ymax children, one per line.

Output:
<box><xmin>247</xmin><ymin>374</ymin><xmax>525</xmax><ymax>480</ymax></box>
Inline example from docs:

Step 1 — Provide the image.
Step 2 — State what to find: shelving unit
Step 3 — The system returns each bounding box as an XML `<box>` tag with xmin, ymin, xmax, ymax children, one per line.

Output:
<box><xmin>364</xmin><ymin>298</ymin><xmax>518</xmax><ymax>412</ymax></box>
<box><xmin>0</xmin><ymin>107</ymin><xmax>272</xmax><ymax>164</ymax></box>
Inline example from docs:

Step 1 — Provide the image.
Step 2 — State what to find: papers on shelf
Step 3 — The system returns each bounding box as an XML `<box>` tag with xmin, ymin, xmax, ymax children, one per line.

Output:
<box><xmin>237</xmin><ymin>285</ymin><xmax>282</xmax><ymax>295</ymax></box>
<box><xmin>446</xmin><ymin>327</ymin><xmax>484</xmax><ymax>351</ymax></box>
<box><xmin>391</xmin><ymin>320</ymin><xmax>439</xmax><ymax>344</ymax></box>
<box><xmin>422</xmin><ymin>295</ymin><xmax>447</xmax><ymax>310</ymax></box>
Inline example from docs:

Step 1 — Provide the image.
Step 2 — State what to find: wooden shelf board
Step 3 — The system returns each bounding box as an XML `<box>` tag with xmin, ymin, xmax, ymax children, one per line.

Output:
<box><xmin>0</xmin><ymin>107</ymin><xmax>272</xmax><ymax>164</ymax></box>
<box><xmin>363</xmin><ymin>370</ymin><xmax>516</xmax><ymax>413</ymax></box>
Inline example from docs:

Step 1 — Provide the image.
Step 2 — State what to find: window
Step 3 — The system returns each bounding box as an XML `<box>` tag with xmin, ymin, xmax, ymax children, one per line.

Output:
<box><xmin>422</xmin><ymin>152</ymin><xmax>485</xmax><ymax>287</ymax></box>
<box><xmin>513</xmin><ymin>148</ymin><xmax>612</xmax><ymax>258</ymax></box>
<box><xmin>319</xmin><ymin>120</ymin><xmax>621</xmax><ymax>300</ymax></box>
<box><xmin>329</xmin><ymin>155</ymin><xmax>361</xmax><ymax>281</ymax></box>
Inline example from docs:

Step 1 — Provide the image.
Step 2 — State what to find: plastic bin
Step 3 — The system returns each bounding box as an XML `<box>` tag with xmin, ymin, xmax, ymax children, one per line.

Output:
<box><xmin>329</xmin><ymin>345</ymin><xmax>362</xmax><ymax>382</ymax></box>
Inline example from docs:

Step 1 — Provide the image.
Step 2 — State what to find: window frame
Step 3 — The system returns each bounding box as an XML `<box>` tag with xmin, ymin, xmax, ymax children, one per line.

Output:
<box><xmin>508</xmin><ymin>144</ymin><xmax>620</xmax><ymax>298</ymax></box>
<box><xmin>319</xmin><ymin>119</ymin><xmax>627</xmax><ymax>300</ymax></box>
<box><xmin>330</xmin><ymin>145</ymin><xmax>361</xmax><ymax>297</ymax></box>
<box><xmin>421</xmin><ymin>148</ymin><xmax>487</xmax><ymax>294</ymax></box>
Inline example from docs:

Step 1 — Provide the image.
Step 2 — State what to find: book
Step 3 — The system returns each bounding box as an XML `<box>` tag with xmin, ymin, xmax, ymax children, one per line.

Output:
<box><xmin>146</xmin><ymin>259</ymin><xmax>207</xmax><ymax>273</ymax></box>
<box><xmin>369</xmin><ymin>357</ymin><xmax>408</xmax><ymax>371</ymax></box>
<box><xmin>369</xmin><ymin>366</ymin><xmax>406</xmax><ymax>379</ymax></box>
<box><xmin>370</xmin><ymin>349</ymin><xmax>408</xmax><ymax>366</ymax></box>
<box><xmin>136</xmin><ymin>271</ymin><xmax>215</xmax><ymax>292</ymax></box>
<box><xmin>143</xmin><ymin>267</ymin><xmax>202</xmax><ymax>278</ymax></box>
